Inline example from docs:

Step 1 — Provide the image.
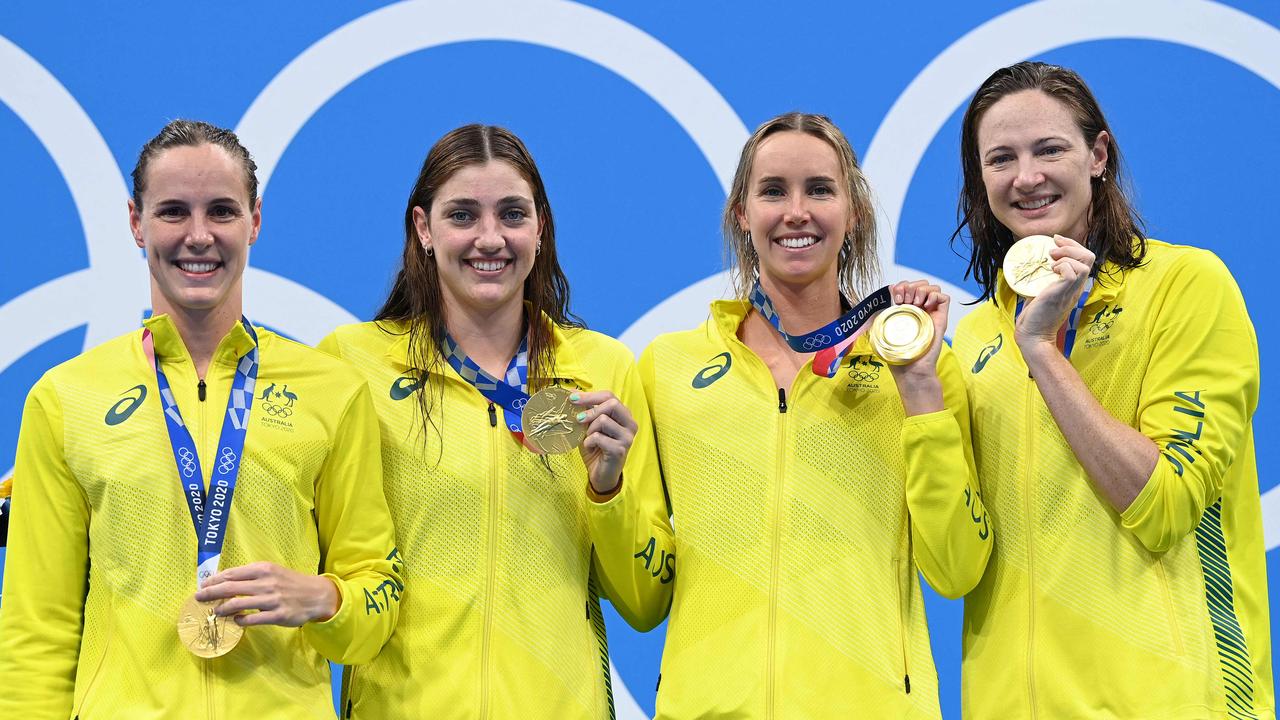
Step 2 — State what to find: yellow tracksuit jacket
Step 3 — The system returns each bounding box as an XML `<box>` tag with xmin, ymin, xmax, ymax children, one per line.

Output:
<box><xmin>953</xmin><ymin>239</ymin><xmax>1273</xmax><ymax>719</ymax></box>
<box><xmin>317</xmin><ymin>319</ymin><xmax>673</xmax><ymax>720</ymax></box>
<box><xmin>0</xmin><ymin>315</ymin><xmax>402</xmax><ymax>720</ymax></box>
<box><xmin>639</xmin><ymin>300</ymin><xmax>992</xmax><ymax>719</ymax></box>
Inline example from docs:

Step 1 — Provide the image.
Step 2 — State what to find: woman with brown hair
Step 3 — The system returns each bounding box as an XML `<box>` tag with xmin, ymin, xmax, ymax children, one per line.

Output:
<box><xmin>951</xmin><ymin>61</ymin><xmax>1271</xmax><ymax>718</ymax></box>
<box><xmin>319</xmin><ymin>124</ymin><xmax>674</xmax><ymax>719</ymax></box>
<box><xmin>639</xmin><ymin>112</ymin><xmax>991</xmax><ymax>718</ymax></box>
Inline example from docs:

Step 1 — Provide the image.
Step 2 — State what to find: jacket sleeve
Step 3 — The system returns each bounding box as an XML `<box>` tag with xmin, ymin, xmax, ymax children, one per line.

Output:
<box><xmin>0</xmin><ymin>378</ymin><xmax>89</xmax><ymax>719</ymax></box>
<box><xmin>586</xmin><ymin>346</ymin><xmax>675</xmax><ymax>632</ymax></box>
<box><xmin>904</xmin><ymin>345</ymin><xmax>993</xmax><ymax>599</ymax></box>
<box><xmin>1120</xmin><ymin>250</ymin><xmax>1259</xmax><ymax>552</ymax></box>
<box><xmin>301</xmin><ymin>380</ymin><xmax>404</xmax><ymax>663</ymax></box>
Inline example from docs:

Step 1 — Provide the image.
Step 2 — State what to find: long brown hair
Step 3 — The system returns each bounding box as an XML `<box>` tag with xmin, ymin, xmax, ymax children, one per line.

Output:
<box><xmin>375</xmin><ymin>124</ymin><xmax>583</xmax><ymax>440</ymax></box>
<box><xmin>723</xmin><ymin>112</ymin><xmax>879</xmax><ymax>301</ymax></box>
<box><xmin>953</xmin><ymin>61</ymin><xmax>1146</xmax><ymax>302</ymax></box>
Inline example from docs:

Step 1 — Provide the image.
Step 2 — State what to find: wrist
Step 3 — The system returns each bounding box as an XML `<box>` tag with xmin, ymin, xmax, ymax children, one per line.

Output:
<box><xmin>588</xmin><ymin>473</ymin><xmax>623</xmax><ymax>502</ymax></box>
<box><xmin>311</xmin><ymin>575</ymin><xmax>342</xmax><ymax>622</ymax></box>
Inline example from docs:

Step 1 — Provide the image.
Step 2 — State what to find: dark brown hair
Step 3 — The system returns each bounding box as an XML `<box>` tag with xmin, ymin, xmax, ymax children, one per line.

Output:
<box><xmin>131</xmin><ymin>119</ymin><xmax>258</xmax><ymax>209</ymax></box>
<box><xmin>375</xmin><ymin>124</ymin><xmax>582</xmax><ymax>440</ymax></box>
<box><xmin>953</xmin><ymin>61</ymin><xmax>1146</xmax><ymax>302</ymax></box>
<box><xmin>723</xmin><ymin>112</ymin><xmax>879</xmax><ymax>301</ymax></box>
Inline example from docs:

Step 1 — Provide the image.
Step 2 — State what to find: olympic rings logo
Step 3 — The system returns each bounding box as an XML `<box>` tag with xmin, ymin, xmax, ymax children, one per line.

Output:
<box><xmin>178</xmin><ymin>447</ymin><xmax>197</xmax><ymax>478</ymax></box>
<box><xmin>1090</xmin><ymin>321</ymin><xmax>1115</xmax><ymax>335</ymax></box>
<box><xmin>801</xmin><ymin>333</ymin><xmax>832</xmax><ymax>350</ymax></box>
<box><xmin>4</xmin><ymin>3</ymin><xmax>1280</xmax><ymax>716</ymax></box>
<box><xmin>217</xmin><ymin>447</ymin><xmax>237</xmax><ymax>474</ymax></box>
<box><xmin>511</xmin><ymin>397</ymin><xmax>528</xmax><ymax>410</ymax></box>
<box><xmin>262</xmin><ymin>401</ymin><xmax>294</xmax><ymax>418</ymax></box>
<box><xmin>848</xmin><ymin>371</ymin><xmax>880</xmax><ymax>383</ymax></box>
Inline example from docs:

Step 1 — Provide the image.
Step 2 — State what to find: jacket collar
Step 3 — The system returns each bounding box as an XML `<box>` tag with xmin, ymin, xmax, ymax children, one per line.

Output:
<box><xmin>384</xmin><ymin>313</ymin><xmax>589</xmax><ymax>386</ymax></box>
<box><xmin>141</xmin><ymin>313</ymin><xmax>257</xmax><ymax>367</ymax></box>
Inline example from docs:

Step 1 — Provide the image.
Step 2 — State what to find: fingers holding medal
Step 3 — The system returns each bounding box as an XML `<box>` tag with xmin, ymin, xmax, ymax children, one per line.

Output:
<box><xmin>574</xmin><ymin>390</ymin><xmax>637</xmax><ymax>495</ymax></box>
<box><xmin>873</xmin><ymin>280</ymin><xmax>946</xmax><ymax>367</ymax></box>
<box><xmin>1004</xmin><ymin>234</ymin><xmax>1095</xmax><ymax>299</ymax></box>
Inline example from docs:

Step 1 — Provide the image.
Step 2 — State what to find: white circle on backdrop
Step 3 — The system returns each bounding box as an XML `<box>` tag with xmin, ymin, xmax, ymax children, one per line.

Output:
<box><xmin>233</xmin><ymin>2</ymin><xmax>748</xmax><ymax>716</ymax></box>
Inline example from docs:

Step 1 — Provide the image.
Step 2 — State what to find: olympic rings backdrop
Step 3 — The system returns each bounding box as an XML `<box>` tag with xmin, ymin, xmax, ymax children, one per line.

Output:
<box><xmin>2</xmin><ymin>1</ymin><xmax>1278</xmax><ymax>716</ymax></box>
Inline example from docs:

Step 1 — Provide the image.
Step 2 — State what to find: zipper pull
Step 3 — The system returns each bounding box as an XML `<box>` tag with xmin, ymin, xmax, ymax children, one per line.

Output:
<box><xmin>777</xmin><ymin>387</ymin><xmax>788</xmax><ymax>414</ymax></box>
<box><xmin>487</xmin><ymin>402</ymin><xmax>498</xmax><ymax>427</ymax></box>
<box><xmin>904</xmin><ymin>674</ymin><xmax>911</xmax><ymax>694</ymax></box>
<box><xmin>346</xmin><ymin>698</ymin><xmax>353</xmax><ymax>718</ymax></box>
<box><xmin>197</xmin><ymin>379</ymin><xmax>207</xmax><ymax>402</ymax></box>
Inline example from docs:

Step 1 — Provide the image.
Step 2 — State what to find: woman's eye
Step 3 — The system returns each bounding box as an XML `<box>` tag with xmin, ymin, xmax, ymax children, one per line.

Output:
<box><xmin>449</xmin><ymin>210</ymin><xmax>472</xmax><ymax>223</ymax></box>
<box><xmin>503</xmin><ymin>209</ymin><xmax>527</xmax><ymax>222</ymax></box>
<box><xmin>810</xmin><ymin>185</ymin><xmax>834</xmax><ymax>196</ymax></box>
<box><xmin>761</xmin><ymin>186</ymin><xmax>784</xmax><ymax>198</ymax></box>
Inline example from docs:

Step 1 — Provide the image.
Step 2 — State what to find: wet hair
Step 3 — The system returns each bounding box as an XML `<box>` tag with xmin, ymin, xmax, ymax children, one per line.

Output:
<box><xmin>953</xmin><ymin>61</ymin><xmax>1146</xmax><ymax>302</ymax></box>
<box><xmin>131</xmin><ymin>119</ymin><xmax>258</xmax><ymax>209</ymax></box>
<box><xmin>722</xmin><ymin>112</ymin><xmax>879</xmax><ymax>301</ymax></box>
<box><xmin>375</xmin><ymin>124</ymin><xmax>583</xmax><ymax>443</ymax></box>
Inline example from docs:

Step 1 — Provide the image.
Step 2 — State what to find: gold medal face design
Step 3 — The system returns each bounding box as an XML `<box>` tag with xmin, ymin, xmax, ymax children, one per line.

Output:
<box><xmin>521</xmin><ymin>386</ymin><xmax>587</xmax><ymax>455</ymax></box>
<box><xmin>177</xmin><ymin>594</ymin><xmax>242</xmax><ymax>658</ymax></box>
<box><xmin>869</xmin><ymin>304</ymin><xmax>934</xmax><ymax>365</ymax></box>
<box><xmin>1003</xmin><ymin>234</ymin><xmax>1060</xmax><ymax>297</ymax></box>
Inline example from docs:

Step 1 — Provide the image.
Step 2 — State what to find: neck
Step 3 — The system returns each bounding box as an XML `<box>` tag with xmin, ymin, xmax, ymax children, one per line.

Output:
<box><xmin>757</xmin><ymin>273</ymin><xmax>843</xmax><ymax>335</ymax></box>
<box><xmin>444</xmin><ymin>299</ymin><xmax>525</xmax><ymax>377</ymax></box>
<box><xmin>154</xmin><ymin>299</ymin><xmax>242</xmax><ymax>379</ymax></box>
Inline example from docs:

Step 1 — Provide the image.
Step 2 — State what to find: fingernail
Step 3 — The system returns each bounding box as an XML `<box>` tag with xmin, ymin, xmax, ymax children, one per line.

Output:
<box><xmin>569</xmin><ymin>393</ymin><xmax>580</xmax><ymax>402</ymax></box>
<box><xmin>576</xmin><ymin>412</ymin><xmax>586</xmax><ymax>422</ymax></box>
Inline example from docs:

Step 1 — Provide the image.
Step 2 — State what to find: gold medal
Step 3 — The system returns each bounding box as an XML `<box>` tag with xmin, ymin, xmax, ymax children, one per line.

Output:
<box><xmin>521</xmin><ymin>386</ymin><xmax>588</xmax><ymax>455</ymax></box>
<box><xmin>1003</xmin><ymin>234</ymin><xmax>1060</xmax><ymax>297</ymax></box>
<box><xmin>177</xmin><ymin>594</ymin><xmax>242</xmax><ymax>658</ymax></box>
<box><xmin>869</xmin><ymin>304</ymin><xmax>934</xmax><ymax>365</ymax></box>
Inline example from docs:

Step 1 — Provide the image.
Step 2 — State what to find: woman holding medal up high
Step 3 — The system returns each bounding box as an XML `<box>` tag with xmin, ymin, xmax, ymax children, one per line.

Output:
<box><xmin>950</xmin><ymin>62</ymin><xmax>1272</xmax><ymax>719</ymax></box>
<box><xmin>0</xmin><ymin>120</ymin><xmax>403</xmax><ymax>718</ymax></box>
<box><xmin>318</xmin><ymin>124</ymin><xmax>674</xmax><ymax>719</ymax></box>
<box><xmin>638</xmin><ymin>112</ymin><xmax>991</xmax><ymax>718</ymax></box>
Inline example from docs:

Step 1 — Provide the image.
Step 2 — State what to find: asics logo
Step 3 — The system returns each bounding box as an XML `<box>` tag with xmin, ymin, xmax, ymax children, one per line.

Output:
<box><xmin>390</xmin><ymin>375</ymin><xmax>424</xmax><ymax>401</ymax></box>
<box><xmin>692</xmin><ymin>352</ymin><xmax>732</xmax><ymax>389</ymax></box>
<box><xmin>105</xmin><ymin>384</ymin><xmax>148</xmax><ymax>426</ymax></box>
<box><xmin>972</xmin><ymin>333</ymin><xmax>1003</xmax><ymax>374</ymax></box>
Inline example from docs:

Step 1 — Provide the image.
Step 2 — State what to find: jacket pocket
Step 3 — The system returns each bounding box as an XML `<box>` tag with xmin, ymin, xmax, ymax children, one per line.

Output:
<box><xmin>1155</xmin><ymin>558</ymin><xmax>1185</xmax><ymax>656</ymax></box>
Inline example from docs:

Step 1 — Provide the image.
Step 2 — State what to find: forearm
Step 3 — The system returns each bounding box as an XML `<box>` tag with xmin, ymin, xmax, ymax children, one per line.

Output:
<box><xmin>1022</xmin><ymin>341</ymin><xmax>1159</xmax><ymax>512</ymax></box>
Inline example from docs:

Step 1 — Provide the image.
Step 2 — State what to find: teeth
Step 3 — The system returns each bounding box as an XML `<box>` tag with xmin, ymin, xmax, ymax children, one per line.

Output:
<box><xmin>470</xmin><ymin>260</ymin><xmax>507</xmax><ymax>272</ymax></box>
<box><xmin>1017</xmin><ymin>197</ymin><xmax>1055</xmax><ymax>210</ymax></box>
<box><xmin>777</xmin><ymin>236</ymin><xmax>818</xmax><ymax>248</ymax></box>
<box><xmin>179</xmin><ymin>262</ymin><xmax>217</xmax><ymax>273</ymax></box>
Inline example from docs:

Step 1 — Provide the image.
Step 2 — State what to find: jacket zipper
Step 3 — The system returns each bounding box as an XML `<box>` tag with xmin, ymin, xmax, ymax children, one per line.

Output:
<box><xmin>893</xmin><ymin>559</ymin><xmax>912</xmax><ymax>694</ymax></box>
<box><xmin>341</xmin><ymin>664</ymin><xmax>356</xmax><ymax>718</ymax></box>
<box><xmin>1024</xmin><ymin>379</ymin><xmax>1039</xmax><ymax>719</ymax></box>
<box><xmin>479</xmin><ymin>404</ymin><xmax>502</xmax><ymax>720</ymax></box>
<box><xmin>766</xmin><ymin>386</ymin><xmax>789</xmax><ymax>720</ymax></box>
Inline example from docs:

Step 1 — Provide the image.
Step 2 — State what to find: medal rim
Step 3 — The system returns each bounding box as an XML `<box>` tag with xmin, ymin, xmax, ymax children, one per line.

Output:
<box><xmin>870</xmin><ymin>304</ymin><xmax>934</xmax><ymax>365</ymax></box>
<box><xmin>1003</xmin><ymin>234</ymin><xmax>1060</xmax><ymax>298</ymax></box>
<box><xmin>176</xmin><ymin>593</ymin><xmax>243</xmax><ymax>659</ymax></box>
<box><xmin>519</xmin><ymin>386</ymin><xmax>587</xmax><ymax>455</ymax></box>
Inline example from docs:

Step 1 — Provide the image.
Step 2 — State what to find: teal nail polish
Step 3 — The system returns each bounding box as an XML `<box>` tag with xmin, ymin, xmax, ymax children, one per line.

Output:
<box><xmin>570</xmin><ymin>393</ymin><xmax>580</xmax><ymax>402</ymax></box>
<box><xmin>576</xmin><ymin>412</ymin><xmax>586</xmax><ymax>422</ymax></box>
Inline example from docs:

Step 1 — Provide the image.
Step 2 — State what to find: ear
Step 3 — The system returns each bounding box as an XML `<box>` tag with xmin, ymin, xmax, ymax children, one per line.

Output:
<box><xmin>734</xmin><ymin>203</ymin><xmax>749</xmax><ymax>237</ymax></box>
<box><xmin>412</xmin><ymin>206</ymin><xmax>432</xmax><ymax>253</ymax></box>
<box><xmin>1090</xmin><ymin>130</ymin><xmax>1110</xmax><ymax>178</ymax></box>
<box><xmin>248</xmin><ymin>197</ymin><xmax>263</xmax><ymax>247</ymax></box>
<box><xmin>129</xmin><ymin>199</ymin><xmax>144</xmax><ymax>249</ymax></box>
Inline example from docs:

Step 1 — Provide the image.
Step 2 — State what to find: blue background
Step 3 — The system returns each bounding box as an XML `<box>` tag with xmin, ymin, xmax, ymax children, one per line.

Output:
<box><xmin>1</xmin><ymin>2</ymin><xmax>1277</xmax><ymax>717</ymax></box>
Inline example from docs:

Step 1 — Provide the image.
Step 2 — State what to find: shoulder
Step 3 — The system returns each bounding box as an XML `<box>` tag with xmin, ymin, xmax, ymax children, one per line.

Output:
<box><xmin>257</xmin><ymin>328</ymin><xmax>371</xmax><ymax>397</ymax></box>
<box><xmin>319</xmin><ymin>320</ymin><xmax>404</xmax><ymax>355</ymax></box>
<box><xmin>38</xmin><ymin>329</ymin><xmax>142</xmax><ymax>390</ymax></box>
<box><xmin>559</xmin><ymin>326</ymin><xmax>636</xmax><ymax>364</ymax></box>
<box><xmin>1124</xmin><ymin>239</ymin><xmax>1234</xmax><ymax>287</ymax></box>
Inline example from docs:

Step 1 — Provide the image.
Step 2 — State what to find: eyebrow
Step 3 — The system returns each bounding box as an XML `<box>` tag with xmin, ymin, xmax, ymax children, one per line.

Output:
<box><xmin>756</xmin><ymin>175</ymin><xmax>838</xmax><ymax>184</ymax></box>
<box><xmin>441</xmin><ymin>195</ymin><xmax>533</xmax><ymax>207</ymax></box>
<box><xmin>152</xmin><ymin>196</ymin><xmax>243</xmax><ymax>207</ymax></box>
<box><xmin>983</xmin><ymin>136</ymin><xmax>1073</xmax><ymax>155</ymax></box>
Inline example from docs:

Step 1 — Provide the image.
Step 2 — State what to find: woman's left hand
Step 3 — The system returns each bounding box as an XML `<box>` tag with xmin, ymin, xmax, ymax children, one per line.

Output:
<box><xmin>572</xmin><ymin>390</ymin><xmax>636</xmax><ymax>496</ymax></box>
<box><xmin>1014</xmin><ymin>234</ymin><xmax>1095</xmax><ymax>350</ymax></box>
<box><xmin>195</xmin><ymin>561</ymin><xmax>341</xmax><ymax>626</ymax></box>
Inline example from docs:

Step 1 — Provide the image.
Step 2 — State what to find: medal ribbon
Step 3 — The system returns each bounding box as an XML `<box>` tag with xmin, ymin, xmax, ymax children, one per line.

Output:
<box><xmin>1014</xmin><ymin>278</ymin><xmax>1094</xmax><ymax>360</ymax></box>
<box><xmin>749</xmin><ymin>281</ymin><xmax>894</xmax><ymax>378</ymax></box>
<box><xmin>144</xmin><ymin>318</ymin><xmax>259</xmax><ymax>585</ymax></box>
<box><xmin>441</xmin><ymin>332</ymin><xmax>531</xmax><ymax>444</ymax></box>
